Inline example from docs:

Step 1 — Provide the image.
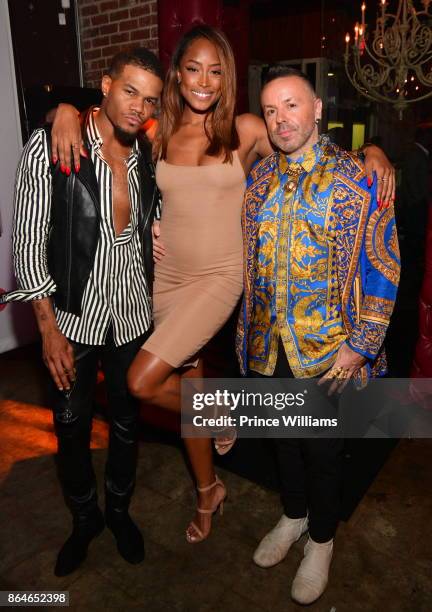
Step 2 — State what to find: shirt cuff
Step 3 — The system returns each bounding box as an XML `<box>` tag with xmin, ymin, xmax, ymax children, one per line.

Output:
<box><xmin>346</xmin><ymin>316</ymin><xmax>388</xmax><ymax>361</ymax></box>
<box><xmin>0</xmin><ymin>279</ymin><xmax>56</xmax><ymax>304</ymax></box>
<box><xmin>345</xmin><ymin>338</ymin><xmax>372</xmax><ymax>360</ymax></box>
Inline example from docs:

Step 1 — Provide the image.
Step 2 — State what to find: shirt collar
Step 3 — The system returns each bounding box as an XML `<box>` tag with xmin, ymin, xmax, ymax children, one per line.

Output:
<box><xmin>278</xmin><ymin>134</ymin><xmax>330</xmax><ymax>176</ymax></box>
<box><xmin>86</xmin><ymin>108</ymin><xmax>139</xmax><ymax>158</ymax></box>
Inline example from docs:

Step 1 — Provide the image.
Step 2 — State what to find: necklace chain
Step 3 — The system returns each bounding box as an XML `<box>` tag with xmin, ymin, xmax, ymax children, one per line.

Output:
<box><xmin>101</xmin><ymin>146</ymin><xmax>132</xmax><ymax>163</ymax></box>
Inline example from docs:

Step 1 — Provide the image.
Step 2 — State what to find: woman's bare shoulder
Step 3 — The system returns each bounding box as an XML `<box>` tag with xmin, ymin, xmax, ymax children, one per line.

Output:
<box><xmin>235</xmin><ymin>113</ymin><xmax>273</xmax><ymax>159</ymax></box>
<box><xmin>236</xmin><ymin>112</ymin><xmax>266</xmax><ymax>135</ymax></box>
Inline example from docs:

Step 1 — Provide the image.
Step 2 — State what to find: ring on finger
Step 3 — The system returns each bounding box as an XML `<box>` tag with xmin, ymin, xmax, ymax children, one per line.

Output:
<box><xmin>334</xmin><ymin>367</ymin><xmax>349</xmax><ymax>379</ymax></box>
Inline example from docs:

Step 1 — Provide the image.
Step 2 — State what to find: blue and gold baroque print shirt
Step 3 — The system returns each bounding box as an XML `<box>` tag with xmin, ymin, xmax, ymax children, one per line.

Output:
<box><xmin>249</xmin><ymin>137</ymin><xmax>348</xmax><ymax>376</ymax></box>
<box><xmin>238</xmin><ymin>136</ymin><xmax>400</xmax><ymax>380</ymax></box>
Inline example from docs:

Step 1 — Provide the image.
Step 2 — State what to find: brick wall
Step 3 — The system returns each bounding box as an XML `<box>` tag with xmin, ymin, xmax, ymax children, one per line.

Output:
<box><xmin>77</xmin><ymin>0</ymin><xmax>159</xmax><ymax>88</ymax></box>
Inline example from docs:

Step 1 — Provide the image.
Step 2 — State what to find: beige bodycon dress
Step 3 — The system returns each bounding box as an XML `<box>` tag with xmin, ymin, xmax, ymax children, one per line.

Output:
<box><xmin>141</xmin><ymin>151</ymin><xmax>245</xmax><ymax>368</ymax></box>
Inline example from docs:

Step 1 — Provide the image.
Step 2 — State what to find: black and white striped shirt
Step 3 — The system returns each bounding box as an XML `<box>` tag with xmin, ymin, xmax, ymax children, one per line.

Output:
<box><xmin>6</xmin><ymin>110</ymin><xmax>152</xmax><ymax>346</ymax></box>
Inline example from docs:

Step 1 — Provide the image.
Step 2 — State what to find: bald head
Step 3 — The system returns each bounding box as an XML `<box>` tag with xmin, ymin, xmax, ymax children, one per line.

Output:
<box><xmin>261</xmin><ymin>74</ymin><xmax>322</xmax><ymax>158</ymax></box>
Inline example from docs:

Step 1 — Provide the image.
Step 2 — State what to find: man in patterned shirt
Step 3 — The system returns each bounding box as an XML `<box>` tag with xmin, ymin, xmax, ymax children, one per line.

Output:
<box><xmin>1</xmin><ymin>49</ymin><xmax>163</xmax><ymax>576</ymax></box>
<box><xmin>236</xmin><ymin>66</ymin><xmax>400</xmax><ymax>604</ymax></box>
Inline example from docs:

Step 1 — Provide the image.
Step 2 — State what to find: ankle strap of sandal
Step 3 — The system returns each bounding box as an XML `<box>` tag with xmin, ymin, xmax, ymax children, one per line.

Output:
<box><xmin>197</xmin><ymin>476</ymin><xmax>220</xmax><ymax>493</ymax></box>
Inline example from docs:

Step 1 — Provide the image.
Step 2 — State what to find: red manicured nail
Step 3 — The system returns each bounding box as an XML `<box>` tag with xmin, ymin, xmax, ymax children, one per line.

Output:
<box><xmin>66</xmin><ymin>167</ymin><xmax>71</xmax><ymax>176</ymax></box>
<box><xmin>75</xmin><ymin>164</ymin><xmax>80</xmax><ymax>173</ymax></box>
<box><xmin>52</xmin><ymin>155</ymin><xmax>57</xmax><ymax>164</ymax></box>
<box><xmin>378</xmin><ymin>198</ymin><xmax>382</xmax><ymax>206</ymax></box>
<box><xmin>367</xmin><ymin>177</ymin><xmax>372</xmax><ymax>188</ymax></box>
<box><xmin>60</xmin><ymin>164</ymin><xmax>65</xmax><ymax>173</ymax></box>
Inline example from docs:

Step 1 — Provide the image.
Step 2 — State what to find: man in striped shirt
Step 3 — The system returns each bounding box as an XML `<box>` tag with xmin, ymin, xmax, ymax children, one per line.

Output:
<box><xmin>2</xmin><ymin>49</ymin><xmax>163</xmax><ymax>576</ymax></box>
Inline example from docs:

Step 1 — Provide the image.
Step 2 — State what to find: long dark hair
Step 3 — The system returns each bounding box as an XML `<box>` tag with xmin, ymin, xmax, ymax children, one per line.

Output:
<box><xmin>159</xmin><ymin>24</ymin><xmax>239</xmax><ymax>163</ymax></box>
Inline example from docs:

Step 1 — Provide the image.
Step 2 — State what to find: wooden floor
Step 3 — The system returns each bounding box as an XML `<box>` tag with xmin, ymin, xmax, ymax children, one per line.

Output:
<box><xmin>0</xmin><ymin>344</ymin><xmax>431</xmax><ymax>611</ymax></box>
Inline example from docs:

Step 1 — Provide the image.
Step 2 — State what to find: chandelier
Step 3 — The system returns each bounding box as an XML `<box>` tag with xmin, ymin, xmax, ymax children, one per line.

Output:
<box><xmin>344</xmin><ymin>0</ymin><xmax>432</xmax><ymax>117</ymax></box>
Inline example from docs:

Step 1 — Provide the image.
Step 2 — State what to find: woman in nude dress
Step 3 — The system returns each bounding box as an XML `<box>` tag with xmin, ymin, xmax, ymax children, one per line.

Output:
<box><xmin>128</xmin><ymin>26</ymin><xmax>273</xmax><ymax>543</ymax></box>
<box><xmin>51</xmin><ymin>26</ymin><xmax>396</xmax><ymax>544</ymax></box>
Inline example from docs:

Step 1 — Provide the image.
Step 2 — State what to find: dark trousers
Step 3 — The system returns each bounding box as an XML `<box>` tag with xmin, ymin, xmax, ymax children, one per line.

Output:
<box><xmin>50</xmin><ymin>326</ymin><xmax>146</xmax><ymax>517</ymax></box>
<box><xmin>251</xmin><ymin>341</ymin><xmax>343</xmax><ymax>543</ymax></box>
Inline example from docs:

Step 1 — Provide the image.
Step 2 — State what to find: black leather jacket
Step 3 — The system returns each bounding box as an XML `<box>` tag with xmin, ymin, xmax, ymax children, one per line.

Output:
<box><xmin>45</xmin><ymin>110</ymin><xmax>158</xmax><ymax>316</ymax></box>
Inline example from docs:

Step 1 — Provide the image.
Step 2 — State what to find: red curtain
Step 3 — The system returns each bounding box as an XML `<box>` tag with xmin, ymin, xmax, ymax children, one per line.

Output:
<box><xmin>411</xmin><ymin>202</ymin><xmax>432</xmax><ymax>378</ymax></box>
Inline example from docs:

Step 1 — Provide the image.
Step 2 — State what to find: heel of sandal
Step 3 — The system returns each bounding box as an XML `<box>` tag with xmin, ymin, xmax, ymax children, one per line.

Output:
<box><xmin>186</xmin><ymin>476</ymin><xmax>227</xmax><ymax>543</ymax></box>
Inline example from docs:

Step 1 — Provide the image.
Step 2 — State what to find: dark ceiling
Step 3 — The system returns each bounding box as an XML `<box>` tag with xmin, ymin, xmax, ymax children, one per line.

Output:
<box><xmin>250</xmin><ymin>0</ymin><xmax>359</xmax><ymax>19</ymax></box>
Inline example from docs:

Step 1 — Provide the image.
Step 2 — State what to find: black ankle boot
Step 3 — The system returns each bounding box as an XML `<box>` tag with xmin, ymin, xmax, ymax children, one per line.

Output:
<box><xmin>105</xmin><ymin>478</ymin><xmax>145</xmax><ymax>564</ymax></box>
<box><xmin>54</xmin><ymin>507</ymin><xmax>105</xmax><ymax>577</ymax></box>
<box><xmin>105</xmin><ymin>508</ymin><xmax>145</xmax><ymax>564</ymax></box>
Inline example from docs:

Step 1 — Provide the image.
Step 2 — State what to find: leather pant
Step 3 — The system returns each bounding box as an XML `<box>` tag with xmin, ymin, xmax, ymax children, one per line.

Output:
<box><xmin>50</xmin><ymin>326</ymin><xmax>147</xmax><ymax>518</ymax></box>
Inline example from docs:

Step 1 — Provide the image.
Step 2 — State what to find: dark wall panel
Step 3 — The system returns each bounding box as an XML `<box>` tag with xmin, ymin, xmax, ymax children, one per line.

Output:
<box><xmin>8</xmin><ymin>0</ymin><xmax>81</xmax><ymax>88</ymax></box>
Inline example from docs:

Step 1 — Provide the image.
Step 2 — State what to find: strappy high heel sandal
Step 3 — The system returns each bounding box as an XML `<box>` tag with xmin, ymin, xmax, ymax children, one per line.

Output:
<box><xmin>214</xmin><ymin>428</ymin><xmax>237</xmax><ymax>455</ymax></box>
<box><xmin>186</xmin><ymin>476</ymin><xmax>227</xmax><ymax>544</ymax></box>
<box><xmin>211</xmin><ymin>404</ymin><xmax>237</xmax><ymax>455</ymax></box>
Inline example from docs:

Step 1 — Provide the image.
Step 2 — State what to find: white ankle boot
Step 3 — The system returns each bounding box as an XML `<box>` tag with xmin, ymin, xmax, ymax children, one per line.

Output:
<box><xmin>253</xmin><ymin>515</ymin><xmax>308</xmax><ymax>568</ymax></box>
<box><xmin>291</xmin><ymin>536</ymin><xmax>333</xmax><ymax>605</ymax></box>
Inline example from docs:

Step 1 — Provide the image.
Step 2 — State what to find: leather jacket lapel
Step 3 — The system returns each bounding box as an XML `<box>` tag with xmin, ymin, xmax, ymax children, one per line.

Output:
<box><xmin>75</xmin><ymin>158</ymin><xmax>101</xmax><ymax>217</ymax></box>
<box><xmin>137</xmin><ymin>136</ymin><xmax>157</xmax><ymax>231</ymax></box>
